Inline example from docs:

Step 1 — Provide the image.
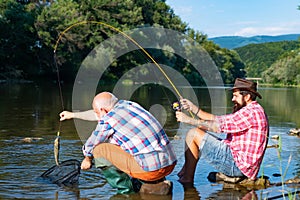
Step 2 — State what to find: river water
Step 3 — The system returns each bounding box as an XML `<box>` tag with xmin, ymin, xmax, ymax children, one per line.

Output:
<box><xmin>0</xmin><ymin>83</ymin><xmax>299</xmax><ymax>199</ymax></box>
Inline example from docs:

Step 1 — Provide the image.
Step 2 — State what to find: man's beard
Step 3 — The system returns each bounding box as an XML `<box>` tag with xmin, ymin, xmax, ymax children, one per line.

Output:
<box><xmin>232</xmin><ymin>99</ymin><xmax>246</xmax><ymax>113</ymax></box>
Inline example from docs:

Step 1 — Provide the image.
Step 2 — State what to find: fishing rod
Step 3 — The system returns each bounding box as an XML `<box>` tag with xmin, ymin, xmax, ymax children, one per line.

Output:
<box><xmin>54</xmin><ymin>21</ymin><xmax>181</xmax><ymax>97</ymax></box>
<box><xmin>52</xmin><ymin>20</ymin><xmax>200</xmax><ymax>165</ymax></box>
<box><xmin>53</xmin><ymin>20</ymin><xmax>194</xmax><ymax>117</ymax></box>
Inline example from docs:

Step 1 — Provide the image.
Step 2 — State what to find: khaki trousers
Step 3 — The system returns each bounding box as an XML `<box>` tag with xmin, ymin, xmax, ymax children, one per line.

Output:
<box><xmin>93</xmin><ymin>143</ymin><xmax>175</xmax><ymax>181</ymax></box>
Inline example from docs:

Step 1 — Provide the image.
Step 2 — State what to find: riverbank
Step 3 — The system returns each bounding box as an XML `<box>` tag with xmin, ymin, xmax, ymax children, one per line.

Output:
<box><xmin>2</xmin><ymin>78</ymin><xmax>300</xmax><ymax>88</ymax></box>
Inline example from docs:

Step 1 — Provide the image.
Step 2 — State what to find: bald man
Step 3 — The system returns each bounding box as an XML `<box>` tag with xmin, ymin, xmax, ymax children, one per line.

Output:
<box><xmin>60</xmin><ymin>92</ymin><xmax>176</xmax><ymax>194</ymax></box>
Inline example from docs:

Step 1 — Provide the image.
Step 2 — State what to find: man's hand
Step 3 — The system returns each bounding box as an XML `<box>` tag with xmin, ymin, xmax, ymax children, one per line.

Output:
<box><xmin>59</xmin><ymin>111</ymin><xmax>74</xmax><ymax>121</ymax></box>
<box><xmin>176</xmin><ymin>111</ymin><xmax>192</xmax><ymax>124</ymax></box>
<box><xmin>81</xmin><ymin>157</ymin><xmax>92</xmax><ymax>170</ymax></box>
<box><xmin>180</xmin><ymin>98</ymin><xmax>198</xmax><ymax>113</ymax></box>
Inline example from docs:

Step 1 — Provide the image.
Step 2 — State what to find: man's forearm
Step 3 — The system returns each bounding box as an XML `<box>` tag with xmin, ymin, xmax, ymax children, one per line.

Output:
<box><xmin>197</xmin><ymin>109</ymin><xmax>215</xmax><ymax>121</ymax></box>
<box><xmin>191</xmin><ymin>118</ymin><xmax>219</xmax><ymax>132</ymax></box>
<box><xmin>73</xmin><ymin>110</ymin><xmax>98</xmax><ymax>121</ymax></box>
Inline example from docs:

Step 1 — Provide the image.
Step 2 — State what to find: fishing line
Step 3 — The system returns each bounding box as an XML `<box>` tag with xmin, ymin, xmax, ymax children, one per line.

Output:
<box><xmin>54</xmin><ymin>53</ymin><xmax>64</xmax><ymax>133</ymax></box>
<box><xmin>53</xmin><ymin>49</ymin><xmax>62</xmax><ymax>165</ymax></box>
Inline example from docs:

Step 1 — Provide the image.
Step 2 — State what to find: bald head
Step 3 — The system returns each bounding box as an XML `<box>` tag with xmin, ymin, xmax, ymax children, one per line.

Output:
<box><xmin>92</xmin><ymin>92</ymin><xmax>118</xmax><ymax>113</ymax></box>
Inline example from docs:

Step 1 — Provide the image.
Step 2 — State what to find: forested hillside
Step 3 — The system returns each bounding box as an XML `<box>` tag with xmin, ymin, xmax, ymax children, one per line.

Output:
<box><xmin>0</xmin><ymin>0</ymin><xmax>244</xmax><ymax>85</ymax></box>
<box><xmin>210</xmin><ymin>34</ymin><xmax>300</xmax><ymax>49</ymax></box>
<box><xmin>263</xmin><ymin>49</ymin><xmax>300</xmax><ymax>85</ymax></box>
<box><xmin>235</xmin><ymin>40</ymin><xmax>300</xmax><ymax>85</ymax></box>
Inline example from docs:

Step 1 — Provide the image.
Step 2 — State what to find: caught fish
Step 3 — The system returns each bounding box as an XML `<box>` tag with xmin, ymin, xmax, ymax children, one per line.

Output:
<box><xmin>54</xmin><ymin>131</ymin><xmax>60</xmax><ymax>166</ymax></box>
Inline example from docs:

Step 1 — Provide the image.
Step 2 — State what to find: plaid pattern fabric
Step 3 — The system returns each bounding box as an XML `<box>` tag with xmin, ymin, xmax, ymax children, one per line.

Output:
<box><xmin>215</xmin><ymin>101</ymin><xmax>269</xmax><ymax>180</ymax></box>
<box><xmin>83</xmin><ymin>100</ymin><xmax>177</xmax><ymax>171</ymax></box>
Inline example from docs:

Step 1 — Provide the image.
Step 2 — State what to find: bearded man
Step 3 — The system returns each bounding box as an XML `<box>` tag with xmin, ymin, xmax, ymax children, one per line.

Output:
<box><xmin>175</xmin><ymin>78</ymin><xmax>269</xmax><ymax>184</ymax></box>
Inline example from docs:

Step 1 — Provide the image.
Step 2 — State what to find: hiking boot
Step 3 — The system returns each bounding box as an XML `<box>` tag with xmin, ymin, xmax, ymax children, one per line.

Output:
<box><xmin>139</xmin><ymin>180</ymin><xmax>173</xmax><ymax>195</ymax></box>
<box><xmin>207</xmin><ymin>172</ymin><xmax>245</xmax><ymax>183</ymax></box>
<box><xmin>216</xmin><ymin>172</ymin><xmax>245</xmax><ymax>183</ymax></box>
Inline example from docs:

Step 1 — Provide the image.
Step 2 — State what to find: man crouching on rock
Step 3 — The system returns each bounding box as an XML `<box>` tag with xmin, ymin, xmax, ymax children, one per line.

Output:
<box><xmin>60</xmin><ymin>92</ymin><xmax>177</xmax><ymax>195</ymax></box>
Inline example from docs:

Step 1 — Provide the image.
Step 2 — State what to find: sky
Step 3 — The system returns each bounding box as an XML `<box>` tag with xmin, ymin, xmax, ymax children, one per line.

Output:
<box><xmin>166</xmin><ymin>0</ymin><xmax>300</xmax><ymax>38</ymax></box>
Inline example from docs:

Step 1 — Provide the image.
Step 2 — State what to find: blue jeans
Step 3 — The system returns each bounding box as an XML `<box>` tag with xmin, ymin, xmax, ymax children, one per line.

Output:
<box><xmin>199</xmin><ymin>132</ymin><xmax>244</xmax><ymax>177</ymax></box>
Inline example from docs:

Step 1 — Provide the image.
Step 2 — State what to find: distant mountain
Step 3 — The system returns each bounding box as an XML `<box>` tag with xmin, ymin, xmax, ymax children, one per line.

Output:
<box><xmin>209</xmin><ymin>34</ymin><xmax>300</xmax><ymax>49</ymax></box>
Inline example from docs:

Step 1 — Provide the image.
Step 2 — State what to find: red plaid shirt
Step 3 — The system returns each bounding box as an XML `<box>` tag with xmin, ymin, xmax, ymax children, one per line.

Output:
<box><xmin>215</xmin><ymin>101</ymin><xmax>269</xmax><ymax>180</ymax></box>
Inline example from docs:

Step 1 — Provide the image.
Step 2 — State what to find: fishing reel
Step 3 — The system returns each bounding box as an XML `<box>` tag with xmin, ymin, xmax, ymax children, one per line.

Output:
<box><xmin>172</xmin><ymin>101</ymin><xmax>181</xmax><ymax>112</ymax></box>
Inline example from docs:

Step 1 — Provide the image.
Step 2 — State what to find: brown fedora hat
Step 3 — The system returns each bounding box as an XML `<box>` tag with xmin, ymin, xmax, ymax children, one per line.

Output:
<box><xmin>230</xmin><ymin>78</ymin><xmax>262</xmax><ymax>99</ymax></box>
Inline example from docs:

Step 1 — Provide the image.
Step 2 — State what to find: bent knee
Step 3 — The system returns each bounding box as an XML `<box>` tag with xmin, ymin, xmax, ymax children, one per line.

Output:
<box><xmin>187</xmin><ymin>127</ymin><xmax>206</xmax><ymax>136</ymax></box>
<box><xmin>186</xmin><ymin>128</ymin><xmax>206</xmax><ymax>144</ymax></box>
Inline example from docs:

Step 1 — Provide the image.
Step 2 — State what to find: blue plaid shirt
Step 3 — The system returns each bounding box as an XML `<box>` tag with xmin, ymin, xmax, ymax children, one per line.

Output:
<box><xmin>83</xmin><ymin>100</ymin><xmax>177</xmax><ymax>171</ymax></box>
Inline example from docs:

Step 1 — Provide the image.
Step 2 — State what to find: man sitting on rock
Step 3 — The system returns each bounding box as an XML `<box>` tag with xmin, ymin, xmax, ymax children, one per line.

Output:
<box><xmin>175</xmin><ymin>78</ymin><xmax>269</xmax><ymax>184</ymax></box>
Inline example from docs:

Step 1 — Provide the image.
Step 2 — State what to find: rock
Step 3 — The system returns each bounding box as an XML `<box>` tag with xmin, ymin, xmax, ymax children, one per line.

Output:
<box><xmin>139</xmin><ymin>180</ymin><xmax>173</xmax><ymax>195</ymax></box>
<box><xmin>267</xmin><ymin>144</ymin><xmax>279</xmax><ymax>148</ymax></box>
<box><xmin>22</xmin><ymin>137</ymin><xmax>43</xmax><ymax>143</ymax></box>
<box><xmin>284</xmin><ymin>177</ymin><xmax>300</xmax><ymax>184</ymax></box>
<box><xmin>271</xmin><ymin>135</ymin><xmax>279</xmax><ymax>140</ymax></box>
<box><xmin>207</xmin><ymin>172</ymin><xmax>270</xmax><ymax>190</ymax></box>
<box><xmin>288</xmin><ymin>128</ymin><xmax>300</xmax><ymax>136</ymax></box>
<box><xmin>239</xmin><ymin>177</ymin><xmax>270</xmax><ymax>189</ymax></box>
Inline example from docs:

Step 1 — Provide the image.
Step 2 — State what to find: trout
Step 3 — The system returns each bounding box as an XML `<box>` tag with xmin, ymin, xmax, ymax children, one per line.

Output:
<box><xmin>54</xmin><ymin>131</ymin><xmax>60</xmax><ymax>166</ymax></box>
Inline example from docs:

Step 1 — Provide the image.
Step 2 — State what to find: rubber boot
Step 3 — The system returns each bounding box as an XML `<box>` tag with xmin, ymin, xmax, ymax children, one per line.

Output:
<box><xmin>100</xmin><ymin>166</ymin><xmax>135</xmax><ymax>194</ymax></box>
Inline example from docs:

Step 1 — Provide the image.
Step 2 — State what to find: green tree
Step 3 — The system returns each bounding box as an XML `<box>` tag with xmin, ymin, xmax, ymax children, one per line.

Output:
<box><xmin>235</xmin><ymin>41</ymin><xmax>299</xmax><ymax>78</ymax></box>
<box><xmin>0</xmin><ymin>0</ymin><xmax>41</xmax><ymax>79</ymax></box>
<box><xmin>0</xmin><ymin>0</ymin><xmax>246</xmax><ymax>85</ymax></box>
<box><xmin>263</xmin><ymin>50</ymin><xmax>300</xmax><ymax>85</ymax></box>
